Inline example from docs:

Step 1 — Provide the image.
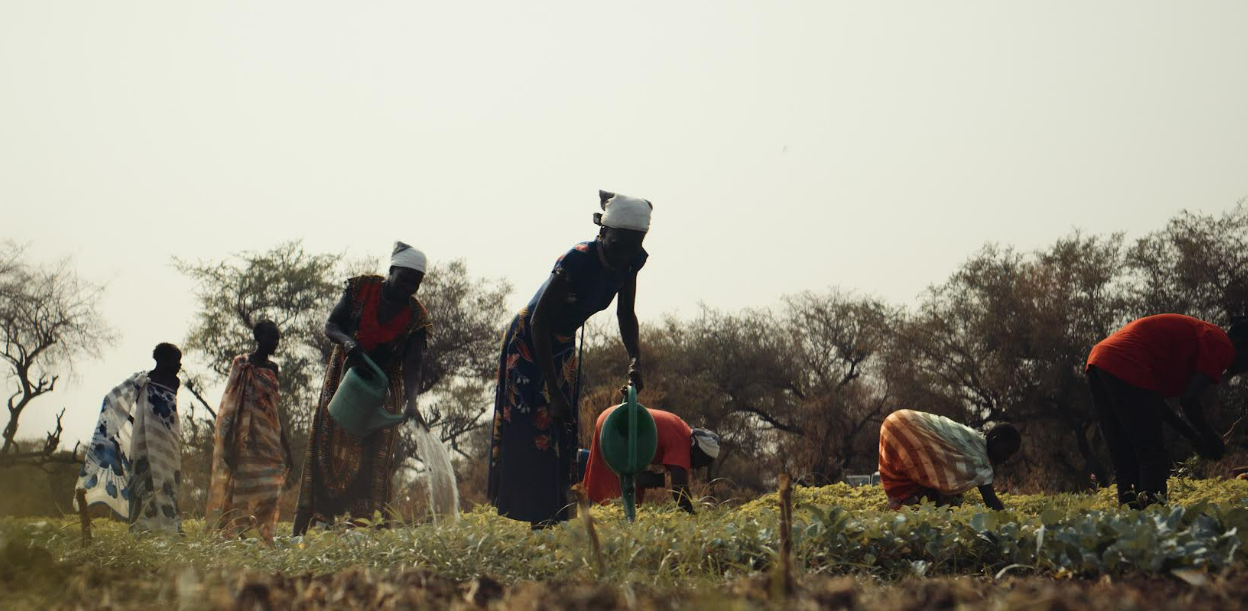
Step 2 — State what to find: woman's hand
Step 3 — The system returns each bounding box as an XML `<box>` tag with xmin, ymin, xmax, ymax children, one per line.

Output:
<box><xmin>343</xmin><ymin>338</ymin><xmax>364</xmax><ymax>358</ymax></box>
<box><xmin>1196</xmin><ymin>424</ymin><xmax>1227</xmax><ymax>460</ymax></box>
<box><xmin>404</xmin><ymin>403</ymin><xmax>426</xmax><ymax>428</ymax></box>
<box><xmin>628</xmin><ymin>359</ymin><xmax>644</xmax><ymax>391</ymax></box>
<box><xmin>979</xmin><ymin>484</ymin><xmax>1005</xmax><ymax>511</ymax></box>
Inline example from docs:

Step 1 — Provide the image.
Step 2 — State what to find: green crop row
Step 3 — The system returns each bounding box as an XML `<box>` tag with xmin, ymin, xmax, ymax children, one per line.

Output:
<box><xmin>2</xmin><ymin>477</ymin><xmax>1246</xmax><ymax>591</ymax></box>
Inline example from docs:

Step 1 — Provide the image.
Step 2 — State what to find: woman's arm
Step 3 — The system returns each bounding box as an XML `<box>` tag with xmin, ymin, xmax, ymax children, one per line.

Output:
<box><xmin>634</xmin><ymin>467</ymin><xmax>695</xmax><ymax>513</ymax></box>
<box><xmin>324</xmin><ymin>289</ymin><xmax>360</xmax><ymax>354</ymax></box>
<box><xmin>669</xmin><ymin>467</ymin><xmax>694</xmax><ymax>513</ymax></box>
<box><xmin>978</xmin><ymin>484</ymin><xmax>1005</xmax><ymax>511</ymax></box>
<box><xmin>530</xmin><ymin>272</ymin><xmax>574</xmax><ymax>420</ymax></box>
<box><xmin>1179</xmin><ymin>372</ymin><xmax>1226</xmax><ymax>459</ymax></box>
<box><xmin>616</xmin><ymin>275</ymin><xmax>642</xmax><ymax>389</ymax></box>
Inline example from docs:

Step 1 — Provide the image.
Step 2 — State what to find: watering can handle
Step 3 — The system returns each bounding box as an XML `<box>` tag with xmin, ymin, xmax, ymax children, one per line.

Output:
<box><xmin>356</xmin><ymin>352</ymin><xmax>385</xmax><ymax>380</ymax></box>
<box><xmin>627</xmin><ymin>383</ymin><xmax>638</xmax><ymax>472</ymax></box>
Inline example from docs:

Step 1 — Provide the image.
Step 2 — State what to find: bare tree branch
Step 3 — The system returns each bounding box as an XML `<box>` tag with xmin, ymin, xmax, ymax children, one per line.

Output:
<box><xmin>182</xmin><ymin>375</ymin><xmax>218</xmax><ymax>421</ymax></box>
<box><xmin>0</xmin><ymin>244</ymin><xmax>113</xmax><ymax>453</ymax></box>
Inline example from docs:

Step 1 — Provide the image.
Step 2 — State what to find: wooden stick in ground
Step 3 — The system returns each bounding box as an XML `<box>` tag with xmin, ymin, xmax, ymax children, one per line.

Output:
<box><xmin>572</xmin><ymin>484</ymin><xmax>605</xmax><ymax>578</ymax></box>
<box><xmin>777</xmin><ymin>472</ymin><xmax>793</xmax><ymax>594</ymax></box>
<box><xmin>75</xmin><ymin>488</ymin><xmax>91</xmax><ymax>547</ymax></box>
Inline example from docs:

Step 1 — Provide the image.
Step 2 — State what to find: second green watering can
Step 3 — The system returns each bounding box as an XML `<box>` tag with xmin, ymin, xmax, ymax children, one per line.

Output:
<box><xmin>328</xmin><ymin>353</ymin><xmax>405</xmax><ymax>436</ymax></box>
<box><xmin>599</xmin><ymin>384</ymin><xmax>658</xmax><ymax>522</ymax></box>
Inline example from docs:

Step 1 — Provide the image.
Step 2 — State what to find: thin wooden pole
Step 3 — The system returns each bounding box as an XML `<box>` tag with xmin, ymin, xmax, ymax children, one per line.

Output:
<box><xmin>777</xmin><ymin>473</ymin><xmax>793</xmax><ymax>594</ymax></box>
<box><xmin>75</xmin><ymin>488</ymin><xmax>91</xmax><ymax>548</ymax></box>
<box><xmin>574</xmin><ymin>484</ymin><xmax>605</xmax><ymax>578</ymax></box>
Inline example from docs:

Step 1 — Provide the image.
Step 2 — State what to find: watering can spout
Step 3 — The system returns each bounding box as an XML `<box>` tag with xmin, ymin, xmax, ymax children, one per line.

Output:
<box><xmin>368</xmin><ymin>408</ymin><xmax>406</xmax><ymax>431</ymax></box>
<box><xmin>598</xmin><ymin>383</ymin><xmax>659</xmax><ymax>522</ymax></box>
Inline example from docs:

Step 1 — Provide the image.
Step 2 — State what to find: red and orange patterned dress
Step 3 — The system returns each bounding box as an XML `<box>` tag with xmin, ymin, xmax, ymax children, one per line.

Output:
<box><xmin>293</xmin><ymin>275</ymin><xmax>432</xmax><ymax>534</ymax></box>
<box><xmin>206</xmin><ymin>355</ymin><xmax>285</xmax><ymax>540</ymax></box>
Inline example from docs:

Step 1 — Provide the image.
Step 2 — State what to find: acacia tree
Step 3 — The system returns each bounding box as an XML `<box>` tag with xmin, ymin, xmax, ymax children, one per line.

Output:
<box><xmin>413</xmin><ymin>259</ymin><xmax>512</xmax><ymax>444</ymax></box>
<box><xmin>571</xmin><ymin>309</ymin><xmax>786</xmax><ymax>492</ymax></box>
<box><xmin>1020</xmin><ymin>234</ymin><xmax>1128</xmax><ymax>482</ymax></box>
<box><xmin>889</xmin><ymin>234</ymin><xmax>1137</xmax><ymax>489</ymax></box>
<box><xmin>176</xmin><ymin>242</ymin><xmax>342</xmax><ymax>435</ymax></box>
<box><xmin>781</xmin><ymin>290</ymin><xmax>895</xmax><ymax>482</ymax></box>
<box><xmin>1126</xmin><ymin>202</ymin><xmax>1248</xmax><ymax>323</ymax></box>
<box><xmin>0</xmin><ymin>243</ymin><xmax>113</xmax><ymax>457</ymax></box>
<box><xmin>176</xmin><ymin>241</ymin><xmax>511</xmax><ymax>457</ymax></box>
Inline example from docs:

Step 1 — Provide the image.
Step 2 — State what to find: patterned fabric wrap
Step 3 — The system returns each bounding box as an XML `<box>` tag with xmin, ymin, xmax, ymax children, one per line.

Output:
<box><xmin>127</xmin><ymin>380</ymin><xmax>182</xmax><ymax>533</ymax></box>
<box><xmin>293</xmin><ymin>276</ymin><xmax>432</xmax><ymax>534</ymax></box>
<box><xmin>487</xmin><ymin>308</ymin><xmax>579</xmax><ymax>524</ymax></box>
<box><xmin>75</xmin><ymin>373</ymin><xmax>145</xmax><ymax>520</ymax></box>
<box><xmin>878</xmin><ymin>409</ymin><xmax>993</xmax><ymax>509</ymax></box>
<box><xmin>206</xmin><ymin>355</ymin><xmax>286</xmax><ymax>540</ymax></box>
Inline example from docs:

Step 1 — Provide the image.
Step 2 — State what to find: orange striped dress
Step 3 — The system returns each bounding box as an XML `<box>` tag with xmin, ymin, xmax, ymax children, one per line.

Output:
<box><xmin>878</xmin><ymin>410</ymin><xmax>993</xmax><ymax>509</ymax></box>
<box><xmin>206</xmin><ymin>355</ymin><xmax>287</xmax><ymax>540</ymax></box>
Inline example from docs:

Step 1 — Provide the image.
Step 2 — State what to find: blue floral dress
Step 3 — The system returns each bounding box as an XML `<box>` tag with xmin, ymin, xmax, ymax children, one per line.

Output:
<box><xmin>487</xmin><ymin>240</ymin><xmax>647</xmax><ymax>524</ymax></box>
<box><xmin>75</xmin><ymin>373</ymin><xmax>181</xmax><ymax>533</ymax></box>
<box><xmin>76</xmin><ymin>373</ymin><xmax>145</xmax><ymax>519</ymax></box>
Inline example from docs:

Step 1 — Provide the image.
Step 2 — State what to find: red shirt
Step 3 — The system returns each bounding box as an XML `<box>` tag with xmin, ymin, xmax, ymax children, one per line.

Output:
<box><xmin>1087</xmin><ymin>314</ymin><xmax>1236</xmax><ymax>397</ymax></box>
<box><xmin>354</xmin><ymin>281</ymin><xmax>412</xmax><ymax>352</ymax></box>
<box><xmin>582</xmin><ymin>406</ymin><xmax>693</xmax><ymax>504</ymax></box>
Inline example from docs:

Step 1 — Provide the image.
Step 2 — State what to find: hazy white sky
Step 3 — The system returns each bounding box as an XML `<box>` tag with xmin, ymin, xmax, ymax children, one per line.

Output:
<box><xmin>2</xmin><ymin>1</ymin><xmax>1247</xmax><ymax>448</ymax></box>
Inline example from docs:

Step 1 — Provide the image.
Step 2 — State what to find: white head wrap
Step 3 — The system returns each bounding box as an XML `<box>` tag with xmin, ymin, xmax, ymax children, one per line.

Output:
<box><xmin>390</xmin><ymin>241</ymin><xmax>427</xmax><ymax>273</ymax></box>
<box><xmin>691</xmin><ymin>428</ymin><xmax>720</xmax><ymax>460</ymax></box>
<box><xmin>597</xmin><ymin>190</ymin><xmax>653</xmax><ymax>233</ymax></box>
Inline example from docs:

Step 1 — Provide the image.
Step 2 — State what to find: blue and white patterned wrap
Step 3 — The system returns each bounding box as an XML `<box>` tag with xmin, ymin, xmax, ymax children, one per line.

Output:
<box><xmin>75</xmin><ymin>372</ymin><xmax>144</xmax><ymax>520</ymax></box>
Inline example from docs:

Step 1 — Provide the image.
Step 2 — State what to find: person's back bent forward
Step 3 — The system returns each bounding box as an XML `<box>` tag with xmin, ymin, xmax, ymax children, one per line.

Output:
<box><xmin>878</xmin><ymin>409</ymin><xmax>1019</xmax><ymax>511</ymax></box>
<box><xmin>1086</xmin><ymin>313</ymin><xmax>1247</xmax><ymax>508</ymax></box>
<box><xmin>582</xmin><ymin>405</ymin><xmax>718</xmax><ymax>513</ymax></box>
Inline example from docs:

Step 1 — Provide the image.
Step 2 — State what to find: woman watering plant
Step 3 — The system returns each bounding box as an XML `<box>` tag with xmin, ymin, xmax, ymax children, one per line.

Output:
<box><xmin>292</xmin><ymin>242</ymin><xmax>432</xmax><ymax>535</ymax></box>
<box><xmin>488</xmin><ymin>191</ymin><xmax>651</xmax><ymax>527</ymax></box>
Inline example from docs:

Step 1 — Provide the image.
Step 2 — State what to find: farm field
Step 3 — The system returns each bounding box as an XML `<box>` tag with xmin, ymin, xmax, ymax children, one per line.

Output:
<box><xmin>3</xmin><ymin>477</ymin><xmax>1247</xmax><ymax>610</ymax></box>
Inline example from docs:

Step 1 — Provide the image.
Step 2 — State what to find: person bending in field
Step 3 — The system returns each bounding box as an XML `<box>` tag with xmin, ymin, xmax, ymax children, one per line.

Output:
<box><xmin>878</xmin><ymin>410</ymin><xmax>1020</xmax><ymax>511</ymax></box>
<box><xmin>581</xmin><ymin>404</ymin><xmax>718</xmax><ymax>513</ymax></box>
<box><xmin>1087</xmin><ymin>314</ymin><xmax>1248</xmax><ymax>508</ymax></box>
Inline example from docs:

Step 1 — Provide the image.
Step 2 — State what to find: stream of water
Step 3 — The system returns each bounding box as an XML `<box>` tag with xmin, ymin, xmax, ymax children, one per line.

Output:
<box><xmin>408</xmin><ymin>423</ymin><xmax>460</xmax><ymax>523</ymax></box>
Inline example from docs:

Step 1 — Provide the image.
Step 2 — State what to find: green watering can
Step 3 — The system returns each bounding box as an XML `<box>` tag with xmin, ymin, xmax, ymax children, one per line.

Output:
<box><xmin>328</xmin><ymin>353</ymin><xmax>405</xmax><ymax>436</ymax></box>
<box><xmin>598</xmin><ymin>384</ymin><xmax>658</xmax><ymax>522</ymax></box>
